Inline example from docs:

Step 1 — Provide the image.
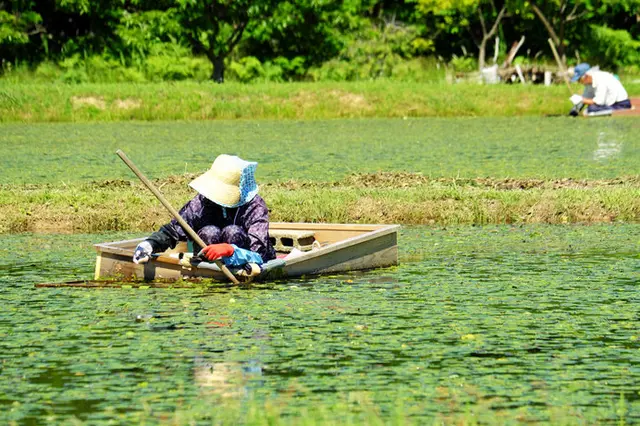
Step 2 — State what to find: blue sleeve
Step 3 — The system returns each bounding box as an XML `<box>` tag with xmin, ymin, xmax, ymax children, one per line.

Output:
<box><xmin>222</xmin><ymin>245</ymin><xmax>264</xmax><ymax>266</ymax></box>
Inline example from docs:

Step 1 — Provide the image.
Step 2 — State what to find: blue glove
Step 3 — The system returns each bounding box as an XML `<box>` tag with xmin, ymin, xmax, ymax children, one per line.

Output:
<box><xmin>133</xmin><ymin>241</ymin><xmax>153</xmax><ymax>264</ymax></box>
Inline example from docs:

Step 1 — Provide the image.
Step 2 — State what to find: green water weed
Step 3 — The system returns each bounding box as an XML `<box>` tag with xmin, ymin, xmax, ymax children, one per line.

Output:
<box><xmin>1</xmin><ymin>228</ymin><xmax>639</xmax><ymax>424</ymax></box>
<box><xmin>2</xmin><ymin>118</ymin><xmax>639</xmax><ymax>185</ymax></box>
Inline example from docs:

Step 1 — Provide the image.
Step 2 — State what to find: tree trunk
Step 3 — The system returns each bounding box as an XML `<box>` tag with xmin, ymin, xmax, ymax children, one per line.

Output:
<box><xmin>530</xmin><ymin>4</ymin><xmax>565</xmax><ymax>66</ymax></box>
<box><xmin>212</xmin><ymin>56</ymin><xmax>224</xmax><ymax>83</ymax></box>
<box><xmin>477</xmin><ymin>6</ymin><xmax>506</xmax><ymax>71</ymax></box>
<box><xmin>558</xmin><ymin>20</ymin><xmax>566</xmax><ymax>64</ymax></box>
<box><xmin>478</xmin><ymin>42</ymin><xmax>487</xmax><ymax>70</ymax></box>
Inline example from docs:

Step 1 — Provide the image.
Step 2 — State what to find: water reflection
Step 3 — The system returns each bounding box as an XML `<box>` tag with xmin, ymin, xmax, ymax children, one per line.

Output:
<box><xmin>193</xmin><ymin>359</ymin><xmax>263</xmax><ymax>399</ymax></box>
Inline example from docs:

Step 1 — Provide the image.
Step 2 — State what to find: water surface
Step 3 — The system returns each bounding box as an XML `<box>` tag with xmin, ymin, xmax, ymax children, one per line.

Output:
<box><xmin>0</xmin><ymin>225</ymin><xmax>638</xmax><ymax>423</ymax></box>
<box><xmin>1</xmin><ymin>117</ymin><xmax>638</xmax><ymax>184</ymax></box>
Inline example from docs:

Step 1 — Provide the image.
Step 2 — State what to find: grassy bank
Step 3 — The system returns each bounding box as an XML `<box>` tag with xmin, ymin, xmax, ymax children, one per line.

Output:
<box><xmin>3</xmin><ymin>80</ymin><xmax>639</xmax><ymax>122</ymax></box>
<box><xmin>1</xmin><ymin>173</ymin><xmax>638</xmax><ymax>233</ymax></box>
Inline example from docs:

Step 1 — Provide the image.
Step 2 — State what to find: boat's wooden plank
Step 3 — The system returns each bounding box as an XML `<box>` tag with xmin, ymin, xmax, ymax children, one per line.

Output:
<box><xmin>94</xmin><ymin>243</ymin><xmax>138</xmax><ymax>257</ymax></box>
<box><xmin>307</xmin><ymin>225</ymin><xmax>399</xmax><ymax>248</ymax></box>
<box><xmin>94</xmin><ymin>254</ymin><xmax>102</xmax><ymax>280</ymax></box>
<box><xmin>95</xmin><ymin>240</ymin><xmax>188</xmax><ymax>255</ymax></box>
<box><xmin>270</xmin><ymin>223</ymin><xmax>393</xmax><ymax>245</ymax></box>
<box><xmin>97</xmin><ymin>251</ymin><xmax>231</xmax><ymax>281</ymax></box>
<box><xmin>282</xmin><ymin>231</ymin><xmax>397</xmax><ymax>276</ymax></box>
<box><xmin>283</xmin><ymin>225</ymin><xmax>398</xmax><ymax>266</ymax></box>
<box><xmin>311</xmin><ymin>246</ymin><xmax>398</xmax><ymax>275</ymax></box>
<box><xmin>270</xmin><ymin>222</ymin><xmax>387</xmax><ymax>231</ymax></box>
<box><xmin>97</xmin><ymin>251</ymin><xmax>184</xmax><ymax>280</ymax></box>
<box><xmin>94</xmin><ymin>237</ymin><xmax>143</xmax><ymax>250</ymax></box>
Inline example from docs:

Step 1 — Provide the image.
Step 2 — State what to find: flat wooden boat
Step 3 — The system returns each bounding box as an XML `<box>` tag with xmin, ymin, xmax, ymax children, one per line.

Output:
<box><xmin>93</xmin><ymin>223</ymin><xmax>400</xmax><ymax>283</ymax></box>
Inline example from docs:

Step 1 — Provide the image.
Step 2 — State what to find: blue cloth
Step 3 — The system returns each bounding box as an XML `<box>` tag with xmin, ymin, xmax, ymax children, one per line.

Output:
<box><xmin>197</xmin><ymin>223</ymin><xmax>262</xmax><ymax>266</ymax></box>
<box><xmin>236</xmin><ymin>160</ymin><xmax>259</xmax><ymax>208</ymax></box>
<box><xmin>222</xmin><ymin>245</ymin><xmax>263</xmax><ymax>266</ymax></box>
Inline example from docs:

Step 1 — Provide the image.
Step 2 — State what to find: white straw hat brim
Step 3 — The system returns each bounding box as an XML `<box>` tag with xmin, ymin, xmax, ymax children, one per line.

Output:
<box><xmin>189</xmin><ymin>170</ymin><xmax>241</xmax><ymax>207</ymax></box>
<box><xmin>188</xmin><ymin>154</ymin><xmax>259</xmax><ymax>208</ymax></box>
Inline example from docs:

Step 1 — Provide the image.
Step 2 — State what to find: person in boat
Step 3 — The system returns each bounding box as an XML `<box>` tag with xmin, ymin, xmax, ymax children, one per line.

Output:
<box><xmin>132</xmin><ymin>154</ymin><xmax>276</xmax><ymax>271</ymax></box>
<box><xmin>569</xmin><ymin>63</ymin><xmax>632</xmax><ymax>117</ymax></box>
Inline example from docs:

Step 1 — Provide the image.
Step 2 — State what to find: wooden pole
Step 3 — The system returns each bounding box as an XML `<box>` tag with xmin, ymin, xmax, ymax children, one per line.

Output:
<box><xmin>515</xmin><ymin>64</ymin><xmax>526</xmax><ymax>84</ymax></box>
<box><xmin>503</xmin><ymin>36</ymin><xmax>525</xmax><ymax>67</ymax></box>
<box><xmin>548</xmin><ymin>38</ymin><xmax>573</xmax><ymax>94</ymax></box>
<box><xmin>492</xmin><ymin>37</ymin><xmax>499</xmax><ymax>64</ymax></box>
<box><xmin>36</xmin><ymin>280</ymin><xmax>208</xmax><ymax>289</ymax></box>
<box><xmin>116</xmin><ymin>149</ymin><xmax>240</xmax><ymax>284</ymax></box>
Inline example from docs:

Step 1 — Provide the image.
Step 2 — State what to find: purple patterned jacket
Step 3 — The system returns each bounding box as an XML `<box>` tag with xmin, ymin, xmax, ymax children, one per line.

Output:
<box><xmin>147</xmin><ymin>194</ymin><xmax>276</xmax><ymax>262</ymax></box>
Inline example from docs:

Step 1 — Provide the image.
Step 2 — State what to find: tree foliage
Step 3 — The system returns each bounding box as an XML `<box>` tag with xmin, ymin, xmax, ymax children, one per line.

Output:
<box><xmin>174</xmin><ymin>0</ymin><xmax>278</xmax><ymax>82</ymax></box>
<box><xmin>0</xmin><ymin>0</ymin><xmax>638</xmax><ymax>81</ymax></box>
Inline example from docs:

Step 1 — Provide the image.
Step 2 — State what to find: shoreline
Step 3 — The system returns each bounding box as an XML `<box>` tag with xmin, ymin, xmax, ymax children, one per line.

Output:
<box><xmin>4</xmin><ymin>81</ymin><xmax>639</xmax><ymax>122</ymax></box>
<box><xmin>2</xmin><ymin>174</ymin><xmax>638</xmax><ymax>234</ymax></box>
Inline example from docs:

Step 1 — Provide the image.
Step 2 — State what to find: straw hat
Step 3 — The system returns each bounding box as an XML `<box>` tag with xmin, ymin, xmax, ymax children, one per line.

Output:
<box><xmin>189</xmin><ymin>154</ymin><xmax>258</xmax><ymax>208</ymax></box>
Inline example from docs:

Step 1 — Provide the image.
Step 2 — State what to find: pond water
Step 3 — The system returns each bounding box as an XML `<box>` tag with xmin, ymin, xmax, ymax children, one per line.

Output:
<box><xmin>1</xmin><ymin>117</ymin><xmax>638</xmax><ymax>184</ymax></box>
<box><xmin>1</xmin><ymin>225</ymin><xmax>638</xmax><ymax>424</ymax></box>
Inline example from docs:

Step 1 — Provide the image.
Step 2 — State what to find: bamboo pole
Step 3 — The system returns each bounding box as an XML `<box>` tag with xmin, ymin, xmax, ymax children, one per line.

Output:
<box><xmin>515</xmin><ymin>64</ymin><xmax>526</xmax><ymax>84</ymax></box>
<box><xmin>116</xmin><ymin>149</ymin><xmax>240</xmax><ymax>284</ymax></box>
<box><xmin>548</xmin><ymin>38</ymin><xmax>573</xmax><ymax>94</ymax></box>
<box><xmin>503</xmin><ymin>36</ymin><xmax>525</xmax><ymax>67</ymax></box>
<box><xmin>36</xmin><ymin>280</ymin><xmax>221</xmax><ymax>289</ymax></box>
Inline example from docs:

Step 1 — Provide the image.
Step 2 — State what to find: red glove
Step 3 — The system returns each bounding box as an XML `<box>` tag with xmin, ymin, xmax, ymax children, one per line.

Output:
<box><xmin>201</xmin><ymin>243</ymin><xmax>234</xmax><ymax>261</ymax></box>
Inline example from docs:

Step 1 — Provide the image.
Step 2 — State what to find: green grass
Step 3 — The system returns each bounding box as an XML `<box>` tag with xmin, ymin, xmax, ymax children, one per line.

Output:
<box><xmin>0</xmin><ymin>116</ymin><xmax>637</xmax><ymax>230</ymax></box>
<box><xmin>2</xmin><ymin>80</ymin><xmax>638</xmax><ymax>122</ymax></box>
<box><xmin>1</xmin><ymin>175</ymin><xmax>638</xmax><ymax>233</ymax></box>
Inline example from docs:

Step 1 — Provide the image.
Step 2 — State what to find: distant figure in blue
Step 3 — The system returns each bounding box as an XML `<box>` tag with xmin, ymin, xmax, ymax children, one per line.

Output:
<box><xmin>568</xmin><ymin>63</ymin><xmax>632</xmax><ymax>117</ymax></box>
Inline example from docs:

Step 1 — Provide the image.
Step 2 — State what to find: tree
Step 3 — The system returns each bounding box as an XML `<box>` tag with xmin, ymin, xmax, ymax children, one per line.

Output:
<box><xmin>523</xmin><ymin>0</ymin><xmax>598</xmax><ymax>66</ymax></box>
<box><xmin>415</xmin><ymin>0</ymin><xmax>510</xmax><ymax>70</ymax></box>
<box><xmin>175</xmin><ymin>0</ymin><xmax>277</xmax><ymax>82</ymax></box>
<box><xmin>39</xmin><ymin>0</ymin><xmax>127</xmax><ymax>58</ymax></box>
<box><xmin>243</xmin><ymin>0</ymin><xmax>363</xmax><ymax>71</ymax></box>
<box><xmin>0</xmin><ymin>1</ymin><xmax>44</xmax><ymax>64</ymax></box>
<box><xmin>476</xmin><ymin>2</ymin><xmax>506</xmax><ymax>69</ymax></box>
<box><xmin>516</xmin><ymin>0</ymin><xmax>640</xmax><ymax>68</ymax></box>
<box><xmin>115</xmin><ymin>9</ymin><xmax>184</xmax><ymax>61</ymax></box>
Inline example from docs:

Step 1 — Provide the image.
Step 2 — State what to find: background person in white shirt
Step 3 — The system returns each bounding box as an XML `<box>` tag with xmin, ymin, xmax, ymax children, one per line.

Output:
<box><xmin>569</xmin><ymin>63</ymin><xmax>632</xmax><ymax>116</ymax></box>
